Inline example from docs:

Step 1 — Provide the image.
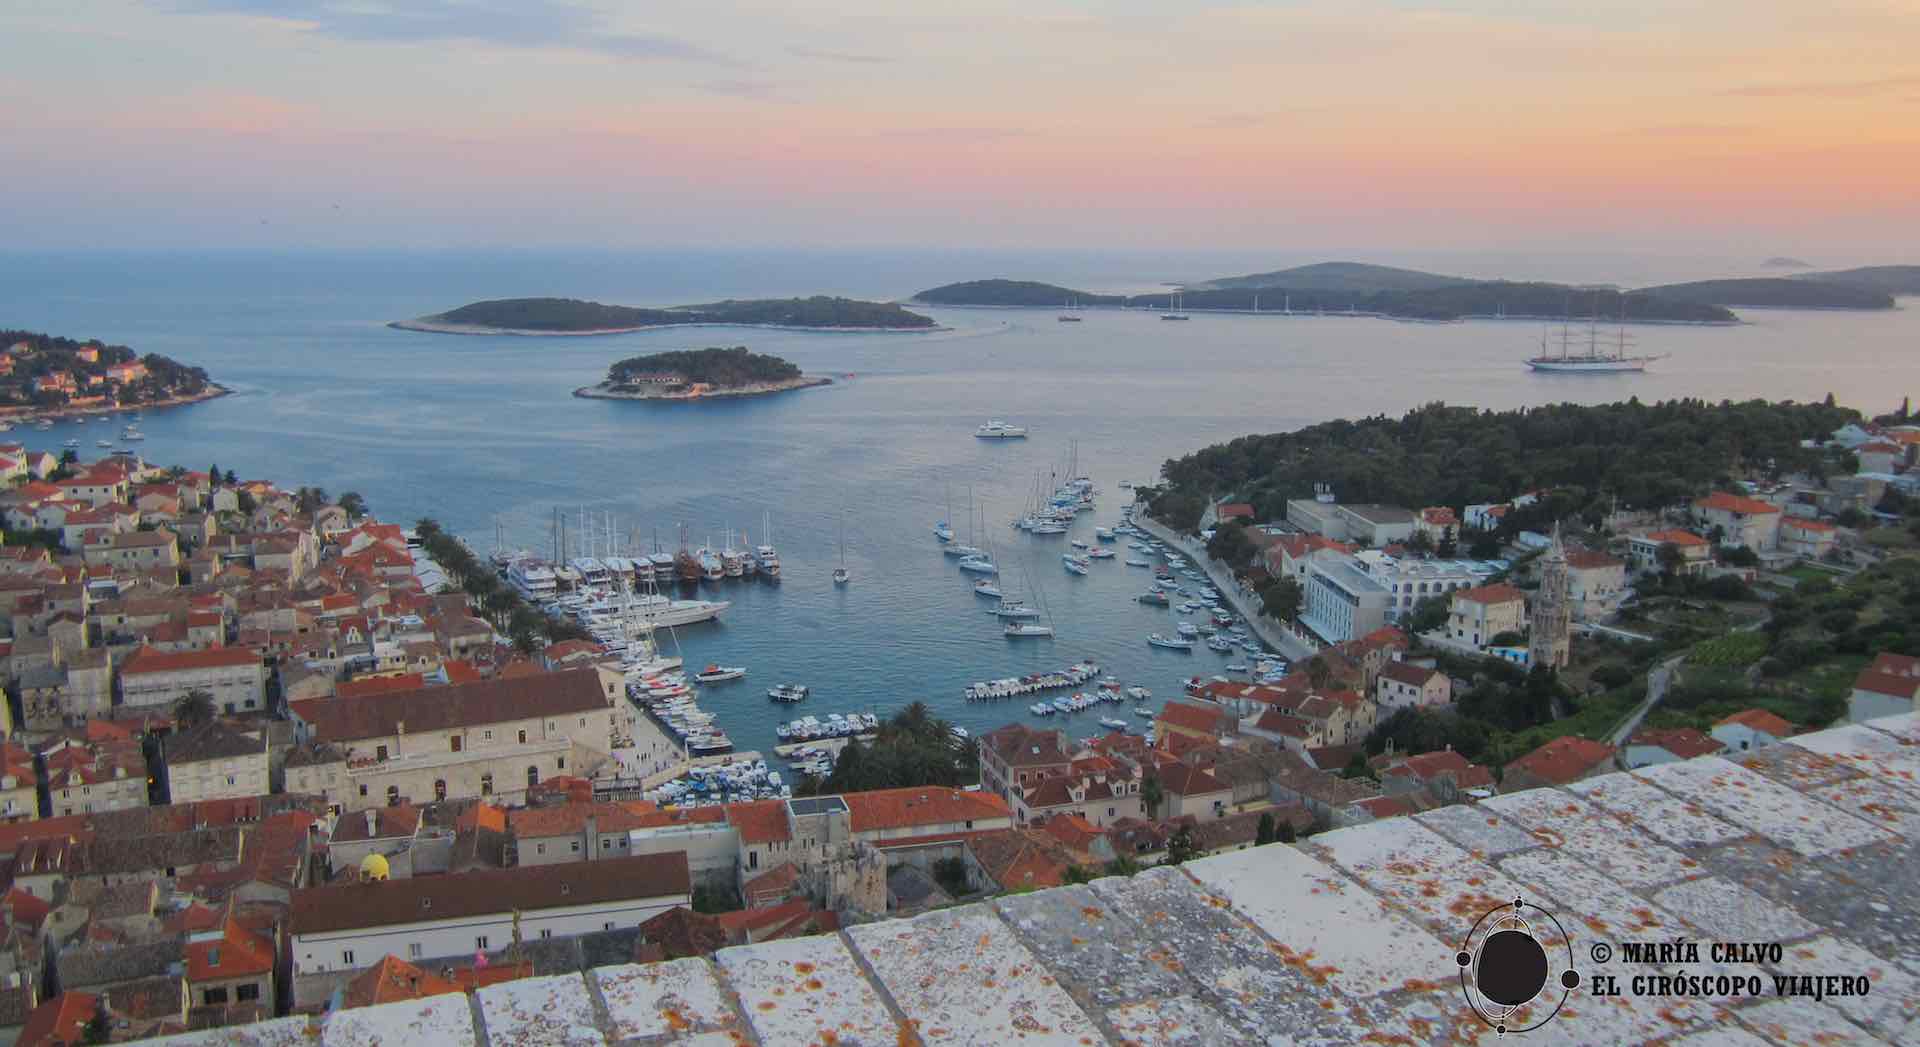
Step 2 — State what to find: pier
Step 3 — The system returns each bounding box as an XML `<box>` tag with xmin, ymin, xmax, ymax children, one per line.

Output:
<box><xmin>772</xmin><ymin>734</ymin><xmax>874</xmax><ymax>760</ymax></box>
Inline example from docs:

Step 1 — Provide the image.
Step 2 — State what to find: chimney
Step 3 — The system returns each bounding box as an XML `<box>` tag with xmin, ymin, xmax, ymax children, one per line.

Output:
<box><xmin>364</xmin><ymin>809</ymin><xmax>378</xmax><ymax>838</ymax></box>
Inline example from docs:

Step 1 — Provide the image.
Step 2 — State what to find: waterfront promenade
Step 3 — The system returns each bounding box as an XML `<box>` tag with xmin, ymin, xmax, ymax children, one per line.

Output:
<box><xmin>1131</xmin><ymin>507</ymin><xmax>1317</xmax><ymax>664</ymax></box>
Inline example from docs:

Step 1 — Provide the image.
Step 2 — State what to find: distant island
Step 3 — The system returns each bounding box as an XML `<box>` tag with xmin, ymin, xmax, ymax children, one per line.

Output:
<box><xmin>0</xmin><ymin>328</ymin><xmax>224</xmax><ymax>421</ymax></box>
<box><xmin>1794</xmin><ymin>265</ymin><xmax>1920</xmax><ymax>295</ymax></box>
<box><xmin>1762</xmin><ymin>256</ymin><xmax>1813</xmax><ymax>269</ymax></box>
<box><xmin>393</xmin><ymin>296</ymin><xmax>936</xmax><ymax>335</ymax></box>
<box><xmin>915</xmin><ymin>258</ymin><xmax>1913</xmax><ymax>322</ymax></box>
<box><xmin>573</xmin><ymin>346</ymin><xmax>829</xmax><ymax>402</ymax></box>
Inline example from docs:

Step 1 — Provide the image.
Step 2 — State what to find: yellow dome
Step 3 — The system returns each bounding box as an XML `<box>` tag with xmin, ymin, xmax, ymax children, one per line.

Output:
<box><xmin>360</xmin><ymin>853</ymin><xmax>391</xmax><ymax>881</ymax></box>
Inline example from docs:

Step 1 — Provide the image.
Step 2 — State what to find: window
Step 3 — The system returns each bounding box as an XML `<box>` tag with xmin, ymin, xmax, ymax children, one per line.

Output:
<box><xmin>481</xmin><ymin>773</ymin><xmax>493</xmax><ymax>796</ymax></box>
<box><xmin>207</xmin><ymin>946</ymin><xmax>221</xmax><ymax>967</ymax></box>
<box><xmin>434</xmin><ymin>779</ymin><xmax>447</xmax><ymax>802</ymax></box>
<box><xmin>475</xmin><ymin>936</ymin><xmax>489</xmax><ymax>950</ymax></box>
<box><xmin>536</xmin><ymin>842</ymin><xmax>546</xmax><ymax>855</ymax></box>
<box><xmin>237</xmin><ymin>983</ymin><xmax>260</xmax><ymax>1002</ymax></box>
<box><xmin>375</xmin><ymin>744</ymin><xmax>388</xmax><ymax>761</ymax></box>
<box><xmin>342</xmin><ymin>949</ymin><xmax>356</xmax><ymax>965</ymax></box>
<box><xmin>539</xmin><ymin>929</ymin><xmax>553</xmax><ymax>939</ymax></box>
<box><xmin>603</xmin><ymin>921</ymin><xmax>615</xmax><ymax>931</ymax></box>
<box><xmin>202</xmin><ymin>987</ymin><xmax>229</xmax><ymax>1006</ymax></box>
<box><xmin>518</xmin><ymin>730</ymin><xmax>527</xmax><ymax>744</ymax></box>
<box><xmin>408</xmin><ymin>943</ymin><xmax>423</xmax><ymax>959</ymax></box>
<box><xmin>450</xmin><ymin>736</ymin><xmax>463</xmax><ymax>753</ymax></box>
<box><xmin>748</xmin><ymin>851</ymin><xmax>758</xmax><ymax>870</ymax></box>
<box><xmin>579</xmin><ymin>717</ymin><xmax>587</xmax><ymax>727</ymax></box>
<box><xmin>601</xmin><ymin>838</ymin><xmax>612</xmax><ymax>850</ymax></box>
<box><xmin>570</xmin><ymin>841</ymin><xmax>580</xmax><ymax>853</ymax></box>
<box><xmin>556</xmin><ymin>756</ymin><xmax>566</xmax><ymax>771</ymax></box>
<box><xmin>484</xmin><ymin>730</ymin><xmax>494</xmax><ymax>741</ymax></box>
<box><xmin>527</xmin><ymin>765</ymin><xmax>539</xmax><ymax>789</ymax></box>
<box><xmin>226</xmin><ymin>775</ymin><xmax>236</xmax><ymax>786</ymax></box>
<box><xmin>359</xmin><ymin>784</ymin><xmax>369</xmax><ymax>798</ymax></box>
<box><xmin>386</xmin><ymin>785</ymin><xmax>400</xmax><ymax>806</ymax></box>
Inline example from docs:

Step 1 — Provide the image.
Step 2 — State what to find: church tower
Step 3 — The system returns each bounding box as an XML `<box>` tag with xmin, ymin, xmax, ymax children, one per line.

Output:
<box><xmin>1530</xmin><ymin>522</ymin><xmax>1572</xmax><ymax>670</ymax></box>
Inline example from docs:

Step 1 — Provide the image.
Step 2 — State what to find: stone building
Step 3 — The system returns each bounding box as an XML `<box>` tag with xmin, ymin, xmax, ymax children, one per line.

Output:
<box><xmin>1529</xmin><ymin>526</ymin><xmax>1572</xmax><ymax>670</ymax></box>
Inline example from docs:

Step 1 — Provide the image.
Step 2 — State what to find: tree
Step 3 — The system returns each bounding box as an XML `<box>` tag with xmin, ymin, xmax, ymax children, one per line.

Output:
<box><xmin>1469</xmin><ymin>530</ymin><xmax>1503</xmax><ymax>560</ymax></box>
<box><xmin>1255</xmin><ymin>811</ymin><xmax>1276</xmax><ymax>845</ymax></box>
<box><xmin>1260</xmin><ymin>577</ymin><xmax>1302</xmax><ymax>622</ymax></box>
<box><xmin>338</xmin><ymin>491</ymin><xmax>366</xmax><ymax>518</ymax></box>
<box><xmin>1163</xmin><ymin>825</ymin><xmax>1200</xmax><ymax>866</ymax></box>
<box><xmin>208</xmin><ymin>462</ymin><xmax>221</xmax><ymax>488</ymax></box>
<box><xmin>1436</xmin><ymin>525</ymin><xmax>1458</xmax><ymax>558</ymax></box>
<box><xmin>174</xmin><ymin>688</ymin><xmax>215</xmax><ymax>729</ymax></box>
<box><xmin>1141</xmin><ymin>775</ymin><xmax>1163</xmax><ymax>818</ymax></box>
<box><xmin>1206</xmin><ymin>520</ymin><xmax>1256</xmax><ymax>567</ymax></box>
<box><xmin>1304</xmin><ymin>656</ymin><xmax>1332</xmax><ymax>690</ymax></box>
<box><xmin>224</xmin><ymin>469</ymin><xmax>236</xmax><ymax>484</ymax></box>
<box><xmin>1656</xmin><ymin>541</ymin><xmax>1685</xmax><ymax>577</ymax></box>
<box><xmin>932</xmin><ymin>856</ymin><xmax>969</xmax><ymax>896</ymax></box>
<box><xmin>294</xmin><ymin>486</ymin><xmax>329</xmax><ymax>515</ymax></box>
<box><xmin>1104</xmin><ymin>855</ymin><xmax>1143</xmax><ymax>877</ymax></box>
<box><xmin>83</xmin><ymin>1007</ymin><xmax>111</xmax><ymax>1045</ymax></box>
<box><xmin>1405</xmin><ymin>530</ymin><xmax>1433</xmax><ymax>554</ymax></box>
<box><xmin>1063</xmin><ymin>864</ymin><xmax>1098</xmax><ymax>885</ymax></box>
<box><xmin>1276</xmin><ymin>820</ymin><xmax>1297</xmax><ymax>844</ymax></box>
<box><xmin>1409</xmin><ymin>594</ymin><xmax>1450</xmax><ymax>634</ymax></box>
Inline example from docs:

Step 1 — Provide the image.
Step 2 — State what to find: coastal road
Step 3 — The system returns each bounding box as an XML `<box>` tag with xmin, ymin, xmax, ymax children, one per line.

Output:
<box><xmin>1608</xmin><ymin>652</ymin><xmax>1688</xmax><ymax>748</ymax></box>
<box><xmin>1132</xmin><ymin>511</ymin><xmax>1318</xmax><ymax>664</ymax></box>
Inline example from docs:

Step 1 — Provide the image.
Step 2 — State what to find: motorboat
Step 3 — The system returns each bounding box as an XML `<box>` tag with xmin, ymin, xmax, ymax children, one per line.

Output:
<box><xmin>1070</xmin><ymin>539</ymin><xmax>1090</xmax><ymax>550</ymax></box>
<box><xmin>1176</xmin><ymin>622</ymin><xmax>1200</xmax><ymax>637</ymax></box>
<box><xmin>1095</xmin><ymin>527</ymin><xmax>1115</xmax><ymax>541</ymax></box>
<box><xmin>1062</xmin><ymin>555</ymin><xmax>1089</xmax><ymax>576</ymax></box>
<box><xmin>1098</xmin><ymin>717</ymin><xmax>1129</xmax><ymax>730</ymax></box>
<box><xmin>1148</xmin><ymin>633</ymin><xmax>1195</xmax><ymax>650</ymax></box>
<box><xmin>993</xmin><ymin>602</ymin><xmax>1042</xmax><ymax>619</ymax></box>
<box><xmin>1125</xmin><ymin>558</ymin><xmax>1151</xmax><ymax>567</ymax></box>
<box><xmin>767</xmin><ymin>683</ymin><xmax>810</xmax><ymax>702</ymax></box>
<box><xmin>943</xmin><ymin>543</ymin><xmax>983</xmax><ymax>559</ymax></box>
<box><xmin>934</xmin><ymin>521</ymin><xmax>954</xmax><ymax>542</ymax></box>
<box><xmin>1005</xmin><ymin>622</ymin><xmax>1055</xmax><ymax>637</ymax></box>
<box><xmin>958</xmin><ymin>555</ymin><xmax>998</xmax><ymax>575</ymax></box>
<box><xmin>974</xmin><ymin>579</ymin><xmax>1003</xmax><ymax>599</ymax></box>
<box><xmin>695</xmin><ymin>665</ymin><xmax>746</xmax><ymax>683</ymax></box>
<box><xmin>1137</xmin><ymin>590</ymin><xmax>1170</xmax><ymax>606</ymax></box>
<box><xmin>974</xmin><ymin>419</ymin><xmax>1029</xmax><ymax>439</ymax></box>
<box><xmin>1207</xmin><ymin>636</ymin><xmax>1236</xmax><ymax>652</ymax></box>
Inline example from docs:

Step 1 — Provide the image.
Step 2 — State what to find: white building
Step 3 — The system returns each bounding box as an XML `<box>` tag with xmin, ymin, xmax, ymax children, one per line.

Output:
<box><xmin>163</xmin><ymin>722</ymin><xmax>270</xmax><ymax>804</ymax></box>
<box><xmin>1374</xmin><ymin>661</ymin><xmax>1451</xmax><ymax>711</ymax></box>
<box><xmin>119</xmin><ymin>646</ymin><xmax>267</xmax><ymax>714</ymax></box>
<box><xmin>1692</xmin><ymin>492</ymin><xmax>1782</xmax><ymax>551</ymax></box>
<box><xmin>1563</xmin><ymin>547</ymin><xmax>1628</xmax><ymax>621</ymax></box>
<box><xmin>1299</xmin><ymin>555</ymin><xmax>1393</xmax><ymax>645</ymax></box>
<box><xmin>1710</xmin><ymin>709</ymin><xmax>1795</xmax><ymax>753</ymax></box>
<box><xmin>1350</xmin><ymin>550</ymin><xmax>1481</xmax><ymax>619</ymax></box>
<box><xmin>1446</xmin><ymin>583</ymin><xmax>1526</xmax><ymax>649</ymax></box>
<box><xmin>289</xmin><ymin>852</ymin><xmax>690</xmax><ymax>1008</ymax></box>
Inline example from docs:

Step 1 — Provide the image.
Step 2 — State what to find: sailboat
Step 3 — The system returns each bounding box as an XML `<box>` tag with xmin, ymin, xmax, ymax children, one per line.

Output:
<box><xmin>833</xmin><ymin>512</ymin><xmax>850</xmax><ymax>586</ymax></box>
<box><xmin>934</xmin><ymin>485</ymin><xmax>955</xmax><ymax>543</ymax></box>
<box><xmin>1525</xmin><ymin>295</ymin><xmax>1665</xmax><ymax>373</ymax></box>
<box><xmin>1161</xmin><ymin>292</ymin><xmax>1190</xmax><ymax>321</ymax></box>
<box><xmin>1057</xmin><ymin>297</ymin><xmax>1083</xmax><ymax>322</ymax></box>
<box><xmin>1005</xmin><ymin>550</ymin><xmax>1055</xmax><ymax>637</ymax></box>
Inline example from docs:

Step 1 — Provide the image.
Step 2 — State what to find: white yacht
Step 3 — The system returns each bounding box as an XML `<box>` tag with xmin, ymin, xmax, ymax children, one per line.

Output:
<box><xmin>506</xmin><ymin>558</ymin><xmax>559</xmax><ymax>599</ymax></box>
<box><xmin>974</xmin><ymin>420</ymin><xmax>1028</xmax><ymax>439</ymax></box>
<box><xmin>958</xmin><ymin>555</ymin><xmax>998</xmax><ymax>575</ymax></box>
<box><xmin>1004</xmin><ymin>622</ymin><xmax>1054</xmax><ymax>638</ymax></box>
<box><xmin>993</xmin><ymin>602</ymin><xmax>1042</xmax><ymax>619</ymax></box>
<box><xmin>973</xmin><ymin>579</ymin><xmax>1003</xmax><ymax>599</ymax></box>
<box><xmin>695</xmin><ymin>665</ymin><xmax>747</xmax><ymax>683</ymax></box>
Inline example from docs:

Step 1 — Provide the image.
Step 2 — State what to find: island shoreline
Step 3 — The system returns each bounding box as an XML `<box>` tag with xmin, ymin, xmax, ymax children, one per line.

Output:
<box><xmin>573</xmin><ymin>375</ymin><xmax>834</xmax><ymax>402</ymax></box>
<box><xmin>0</xmin><ymin>383</ymin><xmax>231</xmax><ymax>424</ymax></box>
<box><xmin>391</xmin><ymin>318</ymin><xmax>945</xmax><ymax>337</ymax></box>
<box><xmin>905</xmin><ymin>301</ymin><xmax>1745</xmax><ymax>326</ymax></box>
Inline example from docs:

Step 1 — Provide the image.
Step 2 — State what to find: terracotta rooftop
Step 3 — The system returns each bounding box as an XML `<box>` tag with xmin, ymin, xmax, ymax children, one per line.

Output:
<box><xmin>1695</xmin><ymin>491</ymin><xmax>1781</xmax><ymax>515</ymax></box>
<box><xmin>1453</xmin><ymin>582</ymin><xmax>1524</xmax><ymax>605</ymax></box>
<box><xmin>341</xmin><ymin>954</ymin><xmax>464</xmax><ymax>1009</ymax></box>
<box><xmin>291</xmin><ymin>666</ymin><xmax>611</xmax><ymax>743</ymax></box>
<box><xmin>1505</xmin><ymin>735</ymin><xmax>1617</xmax><ymax>784</ymax></box>
<box><xmin>842</xmin><ymin>786</ymin><xmax>1009</xmax><ymax>834</ymax></box>
<box><xmin>291</xmin><ymin>852</ymin><xmax>690</xmax><ymax>935</ymax></box>
<box><xmin>726</xmin><ymin>799</ymin><xmax>792</xmax><ymax>845</ymax></box>
<box><xmin>121</xmin><ymin>645</ymin><xmax>260</xmax><ymax>674</ymax></box>
<box><xmin>1714</xmin><ymin>708</ymin><xmax>1796</xmax><ymax>738</ymax></box>
<box><xmin>1627</xmin><ymin>727</ymin><xmax>1726</xmax><ymax>759</ymax></box>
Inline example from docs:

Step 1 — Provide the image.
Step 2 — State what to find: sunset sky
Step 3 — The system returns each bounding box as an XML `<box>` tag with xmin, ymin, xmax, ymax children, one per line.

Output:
<box><xmin>3</xmin><ymin>0</ymin><xmax>1916</xmax><ymax>254</ymax></box>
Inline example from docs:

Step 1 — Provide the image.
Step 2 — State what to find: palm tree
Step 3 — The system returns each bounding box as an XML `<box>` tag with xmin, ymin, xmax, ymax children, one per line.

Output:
<box><xmin>173</xmin><ymin>688</ymin><xmax>215</xmax><ymax>729</ymax></box>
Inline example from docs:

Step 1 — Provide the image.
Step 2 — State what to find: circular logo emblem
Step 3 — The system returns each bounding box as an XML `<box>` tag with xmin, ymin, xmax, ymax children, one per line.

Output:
<box><xmin>1456</xmin><ymin>896</ymin><xmax>1579</xmax><ymax>1035</ymax></box>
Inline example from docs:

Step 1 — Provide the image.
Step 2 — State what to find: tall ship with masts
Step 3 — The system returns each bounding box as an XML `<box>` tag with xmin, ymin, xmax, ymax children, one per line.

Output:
<box><xmin>1526</xmin><ymin>301</ymin><xmax>1667</xmax><ymax>373</ymax></box>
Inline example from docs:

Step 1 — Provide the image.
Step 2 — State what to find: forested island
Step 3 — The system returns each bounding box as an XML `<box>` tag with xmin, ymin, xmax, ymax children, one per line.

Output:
<box><xmin>573</xmin><ymin>346</ymin><xmax>827</xmax><ymax>402</ymax></box>
<box><xmin>394</xmin><ymin>296</ymin><xmax>935</xmax><ymax>335</ymax></box>
<box><xmin>916</xmin><ymin>259</ymin><xmax>1913</xmax><ymax>321</ymax></box>
<box><xmin>0</xmin><ymin>328</ymin><xmax>223</xmax><ymax>419</ymax></box>
<box><xmin>1147</xmin><ymin>398</ymin><xmax>1861</xmax><ymax>530</ymax></box>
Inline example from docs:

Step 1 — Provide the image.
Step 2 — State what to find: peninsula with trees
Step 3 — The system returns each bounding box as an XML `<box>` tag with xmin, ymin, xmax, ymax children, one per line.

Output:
<box><xmin>0</xmin><ymin>328</ymin><xmax>223</xmax><ymax>420</ymax></box>
<box><xmin>914</xmin><ymin>259</ymin><xmax>1912</xmax><ymax>322</ymax></box>
<box><xmin>394</xmin><ymin>296</ymin><xmax>937</xmax><ymax>335</ymax></box>
<box><xmin>574</xmin><ymin>346</ymin><xmax>828</xmax><ymax>402</ymax></box>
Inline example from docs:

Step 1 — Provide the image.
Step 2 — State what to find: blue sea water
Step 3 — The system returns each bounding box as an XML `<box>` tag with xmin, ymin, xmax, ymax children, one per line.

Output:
<box><xmin>1</xmin><ymin>249</ymin><xmax>1915</xmax><ymax>758</ymax></box>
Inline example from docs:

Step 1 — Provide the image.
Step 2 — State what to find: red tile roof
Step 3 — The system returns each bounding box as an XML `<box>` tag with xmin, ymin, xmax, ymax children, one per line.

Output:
<box><xmin>1643</xmin><ymin>529</ymin><xmax>1709</xmax><ymax>548</ymax></box>
<box><xmin>1454</xmin><ymin>583</ymin><xmax>1524</xmax><ymax>606</ymax></box>
<box><xmin>291</xmin><ymin>667</ymin><xmax>610</xmax><ymax>743</ymax></box>
<box><xmin>19</xmin><ymin>992</ymin><xmax>96</xmax><ymax>1047</ymax></box>
<box><xmin>1215</xmin><ymin>503</ymin><xmax>1254</xmax><ymax>520</ymax></box>
<box><xmin>1781</xmin><ymin>518</ymin><xmax>1836</xmax><ymax>534</ymax></box>
<box><xmin>965</xmin><ymin>829</ymin><xmax>1076</xmax><ymax>890</ymax></box>
<box><xmin>121</xmin><ymin>646</ymin><xmax>260</xmax><ymax>675</ymax></box>
<box><xmin>341</xmin><ymin>955</ymin><xmax>464</xmax><ymax>1009</ymax></box>
<box><xmin>335</xmin><ymin>673</ymin><xmax>425</xmax><ymax>699</ymax></box>
<box><xmin>1627</xmin><ymin>728</ymin><xmax>1725</xmax><ymax>759</ymax></box>
<box><xmin>1156</xmin><ymin>762</ymin><xmax>1227</xmax><ymax>797</ymax></box>
<box><xmin>726</xmin><ymin>799</ymin><xmax>792</xmax><ymax>845</ymax></box>
<box><xmin>842</xmin><ymin>787</ymin><xmax>1009</xmax><ymax>834</ymax></box>
<box><xmin>1506</xmin><ymin>736</ymin><xmax>1616</xmax><ymax>785</ymax></box>
<box><xmin>1378</xmin><ymin>662</ymin><xmax>1441</xmax><ymax>689</ymax></box>
<box><xmin>1564</xmin><ymin>547</ymin><xmax>1623</xmax><ymax>570</ymax></box>
<box><xmin>1714</xmin><ymin>708</ymin><xmax>1795</xmax><ymax>738</ymax></box>
<box><xmin>1156</xmin><ymin>701</ymin><xmax>1231</xmax><ymax>736</ymax></box>
<box><xmin>185</xmin><ymin>917</ymin><xmax>275</xmax><ymax>983</ymax></box>
<box><xmin>1695</xmin><ymin>492</ymin><xmax>1779</xmax><ymax>515</ymax></box>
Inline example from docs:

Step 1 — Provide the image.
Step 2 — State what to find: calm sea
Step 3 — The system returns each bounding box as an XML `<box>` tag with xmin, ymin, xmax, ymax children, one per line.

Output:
<box><xmin>2</xmin><ymin>249</ymin><xmax>1914</xmax><ymax>757</ymax></box>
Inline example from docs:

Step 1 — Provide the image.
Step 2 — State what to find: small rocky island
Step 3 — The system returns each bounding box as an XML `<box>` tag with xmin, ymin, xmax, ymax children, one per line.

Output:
<box><xmin>394</xmin><ymin>296</ymin><xmax>935</xmax><ymax>335</ymax></box>
<box><xmin>574</xmin><ymin>347</ymin><xmax>829</xmax><ymax>402</ymax></box>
